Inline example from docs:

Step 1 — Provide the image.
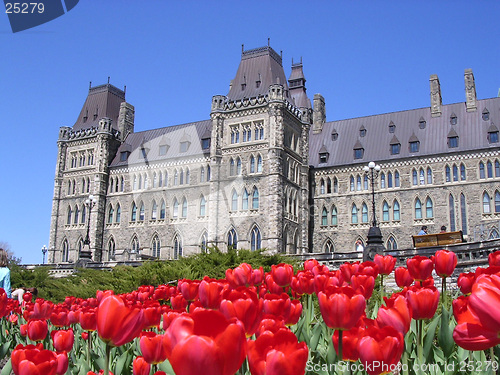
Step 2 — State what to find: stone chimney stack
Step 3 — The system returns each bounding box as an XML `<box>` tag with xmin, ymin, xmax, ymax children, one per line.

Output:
<box><xmin>464</xmin><ymin>69</ymin><xmax>477</xmax><ymax>112</ymax></box>
<box><xmin>429</xmin><ymin>74</ymin><xmax>442</xmax><ymax>117</ymax></box>
<box><xmin>312</xmin><ymin>94</ymin><xmax>326</xmax><ymax>134</ymax></box>
<box><xmin>117</xmin><ymin>102</ymin><xmax>135</xmax><ymax>141</ymax></box>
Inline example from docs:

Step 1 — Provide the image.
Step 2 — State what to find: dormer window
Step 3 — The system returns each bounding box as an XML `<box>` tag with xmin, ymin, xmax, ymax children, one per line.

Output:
<box><xmin>450</xmin><ymin>114</ymin><xmax>458</xmax><ymax>125</ymax></box>
<box><xmin>488</xmin><ymin>131</ymin><xmax>499</xmax><ymax>143</ymax></box>
<box><xmin>120</xmin><ymin>151</ymin><xmax>129</xmax><ymax>162</ymax></box>
<box><xmin>354</xmin><ymin>148</ymin><xmax>364</xmax><ymax>160</ymax></box>
<box><xmin>159</xmin><ymin>145</ymin><xmax>168</xmax><ymax>156</ymax></box>
<box><xmin>391</xmin><ymin>143</ymin><xmax>400</xmax><ymax>155</ymax></box>
<box><xmin>483</xmin><ymin>108</ymin><xmax>490</xmax><ymax>121</ymax></box>
<box><xmin>180</xmin><ymin>141</ymin><xmax>190</xmax><ymax>153</ymax></box>
<box><xmin>201</xmin><ymin>138</ymin><xmax>211</xmax><ymax>150</ymax></box>
<box><xmin>448</xmin><ymin>136</ymin><xmax>459</xmax><ymax>148</ymax></box>
<box><xmin>331</xmin><ymin>130</ymin><xmax>338</xmax><ymax>141</ymax></box>
<box><xmin>359</xmin><ymin>126</ymin><xmax>366</xmax><ymax>137</ymax></box>
<box><xmin>319</xmin><ymin>153</ymin><xmax>329</xmax><ymax>163</ymax></box>
<box><xmin>409</xmin><ymin>141</ymin><xmax>420</xmax><ymax>153</ymax></box>
<box><xmin>419</xmin><ymin>118</ymin><xmax>426</xmax><ymax>129</ymax></box>
<box><xmin>388</xmin><ymin>122</ymin><xmax>396</xmax><ymax>133</ymax></box>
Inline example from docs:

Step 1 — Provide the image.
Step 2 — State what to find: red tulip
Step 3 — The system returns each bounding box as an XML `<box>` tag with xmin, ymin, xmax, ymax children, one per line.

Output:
<box><xmin>79</xmin><ymin>307</ymin><xmax>97</xmax><ymax>331</ymax></box>
<box><xmin>374</xmin><ymin>254</ymin><xmax>396</xmax><ymax>276</ymax></box>
<box><xmin>170</xmin><ymin>293</ymin><xmax>188</xmax><ymax>311</ymax></box>
<box><xmin>285</xmin><ymin>299</ymin><xmax>303</xmax><ymax>326</ymax></box>
<box><xmin>247</xmin><ymin>329</ymin><xmax>308</xmax><ymax>375</ymax></box>
<box><xmin>332</xmin><ymin>325</ymin><xmax>365</xmax><ymax>361</ymax></box>
<box><xmin>225</xmin><ymin>263</ymin><xmax>253</xmax><ymax>288</ymax></box>
<box><xmin>11</xmin><ymin>343</ymin><xmax>58</xmax><ymax>375</ymax></box>
<box><xmin>153</xmin><ymin>285</ymin><xmax>176</xmax><ymax>301</ymax></box>
<box><xmin>262</xmin><ymin>293</ymin><xmax>292</xmax><ymax>320</ymax></box>
<box><xmin>255</xmin><ymin>315</ymin><xmax>286</xmax><ymax>337</ymax></box>
<box><xmin>198</xmin><ymin>277</ymin><xmax>225</xmax><ymax>309</ymax></box>
<box><xmin>27</xmin><ymin>319</ymin><xmax>48</xmax><ymax>342</ymax></box>
<box><xmin>55</xmin><ymin>352</ymin><xmax>68</xmax><ymax>375</ymax></box>
<box><xmin>164</xmin><ymin>310</ymin><xmax>247</xmax><ymax>375</ymax></box>
<box><xmin>291</xmin><ymin>270</ymin><xmax>315</xmax><ymax>295</ymax></box>
<box><xmin>133</xmin><ymin>356</ymin><xmax>151</xmax><ymax>375</ymax></box>
<box><xmin>457</xmin><ymin>272</ymin><xmax>476</xmax><ymax>295</ymax></box>
<box><xmin>142</xmin><ymin>301</ymin><xmax>162</xmax><ymax>329</ymax></box>
<box><xmin>376</xmin><ymin>294</ymin><xmax>412</xmax><ymax>334</ymax></box>
<box><xmin>359</xmin><ymin>261</ymin><xmax>380</xmax><ymax>279</ymax></box>
<box><xmin>97</xmin><ymin>294</ymin><xmax>145</xmax><ymax>347</ymax></box>
<box><xmin>453</xmin><ymin>321</ymin><xmax>500</xmax><ymax>351</ymax></box>
<box><xmin>488</xmin><ymin>250</ymin><xmax>500</xmax><ymax>266</ymax></box>
<box><xmin>468</xmin><ymin>274</ymin><xmax>500</xmax><ymax>333</ymax></box>
<box><xmin>219</xmin><ymin>287</ymin><xmax>263</xmax><ymax>337</ymax></box>
<box><xmin>81</xmin><ymin>332</ymin><xmax>89</xmax><ymax>341</ymax></box>
<box><xmin>271</xmin><ymin>263</ymin><xmax>294</xmax><ymax>287</ymax></box>
<box><xmin>394</xmin><ymin>267</ymin><xmax>414</xmax><ymax>288</ymax></box>
<box><xmin>406</xmin><ymin>256</ymin><xmax>434</xmax><ymax>281</ymax></box>
<box><xmin>9</xmin><ymin>314</ymin><xmax>19</xmax><ymax>325</ymax></box>
<box><xmin>140</xmin><ymin>331</ymin><xmax>168</xmax><ymax>365</ymax></box>
<box><xmin>264</xmin><ymin>274</ymin><xmax>286</xmax><ymax>294</ymax></box>
<box><xmin>252</xmin><ymin>267</ymin><xmax>264</xmax><ymax>286</ymax></box>
<box><xmin>313</xmin><ymin>272</ymin><xmax>341</xmax><ymax>294</ymax></box>
<box><xmin>51</xmin><ymin>328</ymin><xmax>74</xmax><ymax>353</ymax></box>
<box><xmin>303</xmin><ymin>258</ymin><xmax>319</xmax><ymax>271</ymax></box>
<box><xmin>318</xmin><ymin>286</ymin><xmax>366</xmax><ymax>331</ymax></box>
<box><xmin>406</xmin><ymin>286</ymin><xmax>440</xmax><ymax>320</ymax></box>
<box><xmin>358</xmin><ymin>325</ymin><xmax>404</xmax><ymax>375</ymax></box>
<box><xmin>433</xmin><ymin>250</ymin><xmax>458</xmax><ymax>278</ymax></box>
<box><xmin>178</xmin><ymin>279</ymin><xmax>200</xmax><ymax>301</ymax></box>
<box><xmin>350</xmin><ymin>274</ymin><xmax>375</xmax><ymax>299</ymax></box>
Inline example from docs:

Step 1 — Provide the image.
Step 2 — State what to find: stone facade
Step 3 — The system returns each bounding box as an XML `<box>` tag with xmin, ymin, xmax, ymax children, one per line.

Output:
<box><xmin>48</xmin><ymin>46</ymin><xmax>500</xmax><ymax>264</ymax></box>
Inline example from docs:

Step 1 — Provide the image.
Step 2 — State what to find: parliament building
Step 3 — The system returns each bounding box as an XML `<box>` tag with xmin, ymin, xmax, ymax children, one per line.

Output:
<box><xmin>48</xmin><ymin>45</ymin><xmax>500</xmax><ymax>264</ymax></box>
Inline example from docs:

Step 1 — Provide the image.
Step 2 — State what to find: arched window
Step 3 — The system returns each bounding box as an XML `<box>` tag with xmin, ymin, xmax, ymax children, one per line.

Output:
<box><xmin>393</xmin><ymin>200</ymin><xmax>400</xmax><ymax>221</ymax></box>
<box><xmin>115</xmin><ymin>177</ymin><xmax>119</xmax><ymax>193</ymax></box>
<box><xmin>460</xmin><ymin>164</ymin><xmax>466</xmax><ymax>181</ymax></box>
<box><xmin>182</xmin><ymin>198</ymin><xmax>188</xmax><ymax>218</ymax></box>
<box><xmin>153</xmin><ymin>173</ymin><xmax>157</xmax><ymax>188</ymax></box>
<box><xmin>207</xmin><ymin>166</ymin><xmax>211</xmax><ymax>181</ymax></box>
<box><xmin>152</xmin><ymin>235</ymin><xmax>161</xmax><ymax>258</ymax></box>
<box><xmin>131</xmin><ymin>203</ymin><xmax>137</xmax><ymax>222</ymax></box>
<box><xmin>460</xmin><ymin>193</ymin><xmax>468</xmax><ymax>235</ymax></box>
<box><xmin>174</xmin><ymin>170</ymin><xmax>179</xmax><ymax>185</ymax></box>
<box><xmin>74</xmin><ymin>205</ymin><xmax>80</xmax><ymax>224</ymax></box>
<box><xmin>116</xmin><ymin>204</ymin><xmax>121</xmax><ymax>223</ymax></box>
<box><xmin>138</xmin><ymin>174</ymin><xmax>142</xmax><ymax>189</ymax></box>
<box><xmin>333</xmin><ymin>177</ymin><xmax>338</xmax><ymax>193</ymax></box>
<box><xmin>320</xmin><ymin>179</ymin><xmax>325</xmax><ymax>195</ymax></box>
<box><xmin>419</xmin><ymin>169</ymin><xmax>425</xmax><ymax>185</ymax></box>
<box><xmin>386</xmin><ymin>236</ymin><xmax>397</xmax><ymax>251</ymax></box>
<box><xmin>395</xmin><ymin>171</ymin><xmax>400</xmax><ymax>187</ymax></box>
<box><xmin>327</xmin><ymin>178</ymin><xmax>332</xmax><ymax>193</ymax></box>
<box><xmin>84</xmin><ymin>178</ymin><xmax>88</xmax><ymax>193</ymax></box>
<box><xmin>479</xmin><ymin>162</ymin><xmax>485</xmax><ymax>179</ymax></box>
<box><xmin>445</xmin><ymin>166</ymin><xmax>451</xmax><ymax>182</ymax></box>
<box><xmin>380</xmin><ymin>173</ymin><xmax>386</xmax><ymax>189</ymax></box>
<box><xmin>483</xmin><ymin>192</ymin><xmax>491</xmax><ymax>213</ymax></box>
<box><xmin>180</xmin><ymin>169</ymin><xmax>184</xmax><ymax>185</ymax></box>
<box><xmin>257</xmin><ymin>155</ymin><xmax>262</xmax><ymax>172</ymax></box>
<box><xmin>449</xmin><ymin>194</ymin><xmax>456</xmax><ymax>231</ymax></box>
<box><xmin>412</xmin><ymin>169</ymin><xmax>418</xmax><ymax>185</ymax></box>
<box><xmin>160</xmin><ymin>200</ymin><xmax>166</xmax><ymax>219</ymax></box>
<box><xmin>250</xmin><ymin>155</ymin><xmax>255</xmax><ymax>173</ymax></box>
<box><xmin>120</xmin><ymin>176</ymin><xmax>125</xmax><ymax>192</ymax></box>
<box><xmin>350</xmin><ymin>176</ymin><xmax>355</xmax><ymax>191</ymax></box>
<box><xmin>108</xmin><ymin>238</ymin><xmax>115</xmax><ymax>261</ymax></box>
<box><xmin>107</xmin><ymin>205</ymin><xmax>114</xmax><ymax>224</ymax></box>
<box><xmin>425</xmin><ymin>197</ymin><xmax>433</xmax><ymax>218</ymax></box>
<box><xmin>324</xmin><ymin>240</ymin><xmax>334</xmax><ymax>253</ymax></box>
<box><xmin>144</xmin><ymin>174</ymin><xmax>149</xmax><ymax>189</ymax></box>
<box><xmin>200</xmin><ymin>232</ymin><xmax>208</xmax><ymax>253</ymax></box>
<box><xmin>363</xmin><ymin>175</ymin><xmax>368</xmax><ymax>190</ymax></box>
<box><xmin>131</xmin><ymin>236</ymin><xmax>140</xmax><ymax>253</ymax></box>
<box><xmin>231</xmin><ymin>190</ymin><xmax>238</xmax><ymax>211</ymax></box>
<box><xmin>250</xmin><ymin>226</ymin><xmax>261</xmax><ymax>251</ymax></box>
<box><xmin>242</xmin><ymin>189</ymin><xmax>249</xmax><ymax>210</ymax></box>
<box><xmin>230</xmin><ymin>158</ymin><xmax>235</xmax><ymax>176</ymax></box>
<box><xmin>62</xmin><ymin>239</ymin><xmax>69</xmax><ymax>262</ymax></box>
<box><xmin>237</xmin><ymin>157</ymin><xmax>242</xmax><ymax>175</ymax></box>
<box><xmin>321</xmin><ymin>207</ymin><xmax>328</xmax><ymax>226</ymax></box>
<box><xmin>139</xmin><ymin>203</ymin><xmax>145</xmax><ymax>221</ymax></box>
<box><xmin>200</xmin><ymin>167</ymin><xmax>205</xmax><ymax>182</ymax></box>
<box><xmin>331</xmin><ymin>205</ymin><xmax>338</xmax><ymax>226</ymax></box>
<box><xmin>495</xmin><ymin>191</ymin><xmax>500</xmax><ymax>213</ymax></box>
<box><xmin>173</xmin><ymin>235</ymin><xmax>182</xmax><ymax>259</ymax></box>
<box><xmin>227</xmin><ymin>229</ymin><xmax>237</xmax><ymax>249</ymax></box>
<box><xmin>383</xmin><ymin>201</ymin><xmax>390</xmax><ymax>222</ymax></box>
<box><xmin>134</xmin><ymin>175</ymin><xmax>138</xmax><ymax>190</ymax></box>
<box><xmin>427</xmin><ymin>168</ymin><xmax>432</xmax><ymax>184</ymax></box>
<box><xmin>151</xmin><ymin>201</ymin><xmax>157</xmax><ymax>220</ymax></box>
<box><xmin>67</xmin><ymin>180</ymin><xmax>72</xmax><ymax>195</ymax></box>
<box><xmin>415</xmin><ymin>198</ymin><xmax>422</xmax><ymax>219</ymax></box>
<box><xmin>453</xmin><ymin>165</ymin><xmax>458</xmax><ymax>182</ymax></box>
<box><xmin>362</xmin><ymin>203</ymin><xmax>368</xmax><ymax>223</ymax></box>
<box><xmin>72</xmin><ymin>179</ymin><xmax>76</xmax><ymax>195</ymax></box>
<box><xmin>488</xmin><ymin>161</ymin><xmax>493</xmax><ymax>178</ymax></box>
<box><xmin>87</xmin><ymin>177</ymin><xmax>91</xmax><ymax>193</ymax></box>
<box><xmin>357</xmin><ymin>175</ymin><xmax>362</xmax><ymax>191</ymax></box>
<box><xmin>490</xmin><ymin>229</ymin><xmax>500</xmax><ymax>239</ymax></box>
<box><xmin>252</xmin><ymin>187</ymin><xmax>259</xmax><ymax>209</ymax></box>
<box><xmin>186</xmin><ymin>169</ymin><xmax>190</xmax><ymax>185</ymax></box>
<box><xmin>200</xmin><ymin>196</ymin><xmax>206</xmax><ymax>216</ymax></box>
<box><xmin>173</xmin><ymin>199</ymin><xmax>179</xmax><ymax>218</ymax></box>
<box><xmin>496</xmin><ymin>160</ymin><xmax>500</xmax><ymax>177</ymax></box>
<box><xmin>351</xmin><ymin>204</ymin><xmax>358</xmax><ymax>224</ymax></box>
<box><xmin>81</xmin><ymin>205</ymin><xmax>86</xmax><ymax>224</ymax></box>
<box><xmin>387</xmin><ymin>172</ymin><xmax>393</xmax><ymax>188</ymax></box>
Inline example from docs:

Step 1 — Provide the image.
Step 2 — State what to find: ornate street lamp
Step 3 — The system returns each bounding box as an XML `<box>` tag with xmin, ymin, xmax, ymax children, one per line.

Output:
<box><xmin>362</xmin><ymin>162</ymin><xmax>385</xmax><ymax>261</ymax></box>
<box><xmin>41</xmin><ymin>245</ymin><xmax>47</xmax><ymax>264</ymax></box>
<box><xmin>81</xmin><ymin>194</ymin><xmax>97</xmax><ymax>260</ymax></box>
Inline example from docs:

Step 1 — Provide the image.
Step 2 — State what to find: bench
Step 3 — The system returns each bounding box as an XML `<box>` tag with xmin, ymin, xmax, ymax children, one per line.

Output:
<box><xmin>412</xmin><ymin>230</ymin><xmax>464</xmax><ymax>248</ymax></box>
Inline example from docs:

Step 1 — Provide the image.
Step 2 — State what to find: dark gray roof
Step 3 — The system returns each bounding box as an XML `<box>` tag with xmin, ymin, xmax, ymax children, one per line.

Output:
<box><xmin>110</xmin><ymin>120</ymin><xmax>211</xmax><ymax>168</ymax></box>
<box><xmin>288</xmin><ymin>62</ymin><xmax>311</xmax><ymax>109</ymax></box>
<box><xmin>310</xmin><ymin>97</ymin><xmax>500</xmax><ymax>168</ymax></box>
<box><xmin>227</xmin><ymin>46</ymin><xmax>289</xmax><ymax>101</ymax></box>
<box><xmin>73</xmin><ymin>84</ymin><xmax>125</xmax><ymax>131</ymax></box>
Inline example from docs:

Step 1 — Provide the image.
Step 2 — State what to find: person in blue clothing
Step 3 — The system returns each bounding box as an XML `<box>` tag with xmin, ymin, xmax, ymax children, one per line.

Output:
<box><xmin>0</xmin><ymin>248</ymin><xmax>11</xmax><ymax>298</ymax></box>
<box><xmin>417</xmin><ymin>226</ymin><xmax>428</xmax><ymax>235</ymax></box>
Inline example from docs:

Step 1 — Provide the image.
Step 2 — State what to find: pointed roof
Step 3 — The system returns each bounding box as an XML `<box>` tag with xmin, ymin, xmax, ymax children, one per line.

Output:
<box><xmin>227</xmin><ymin>46</ymin><xmax>289</xmax><ymax>101</ymax></box>
<box><xmin>389</xmin><ymin>135</ymin><xmax>400</xmax><ymax>145</ymax></box>
<box><xmin>288</xmin><ymin>61</ymin><xmax>311</xmax><ymax>109</ymax></box>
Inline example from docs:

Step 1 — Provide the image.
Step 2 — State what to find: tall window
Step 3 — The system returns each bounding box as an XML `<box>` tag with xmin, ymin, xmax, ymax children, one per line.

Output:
<box><xmin>321</xmin><ymin>207</ymin><xmax>328</xmax><ymax>226</ymax></box>
<box><xmin>495</xmin><ymin>191</ymin><xmax>500</xmax><ymax>213</ymax></box>
<box><xmin>74</xmin><ymin>205</ymin><xmax>80</xmax><ymax>225</ymax></box>
<box><xmin>446</xmin><ymin>166</ymin><xmax>451</xmax><ymax>182</ymax></box>
<box><xmin>173</xmin><ymin>235</ymin><xmax>182</xmax><ymax>259</ymax></box>
<box><xmin>380</xmin><ymin>173</ymin><xmax>386</xmax><ymax>189</ymax></box>
<box><xmin>350</xmin><ymin>176</ymin><xmax>355</xmax><ymax>191</ymax></box>
<box><xmin>139</xmin><ymin>203</ymin><xmax>145</xmax><ymax>221</ymax></box>
<box><xmin>460</xmin><ymin>164</ymin><xmax>466</xmax><ymax>181</ymax></box>
<box><xmin>250</xmin><ymin>226</ymin><xmax>261</xmax><ymax>251</ymax></box>
<box><xmin>479</xmin><ymin>162</ymin><xmax>485</xmax><ymax>179</ymax></box>
<box><xmin>174</xmin><ymin>170</ymin><xmax>178</xmax><ymax>185</ymax></box>
<box><xmin>382</xmin><ymin>201</ymin><xmax>390</xmax><ymax>222</ymax></box>
<box><xmin>131</xmin><ymin>202</ymin><xmax>137</xmax><ymax>222</ymax></box>
<box><xmin>334</xmin><ymin>177</ymin><xmax>338</xmax><ymax>193</ymax></box>
<box><xmin>460</xmin><ymin>193</ymin><xmax>468</xmax><ymax>235</ymax></box>
<box><xmin>200</xmin><ymin>196</ymin><xmax>206</xmax><ymax>216</ymax></box>
<box><xmin>363</xmin><ymin>175</ymin><xmax>368</xmax><ymax>190</ymax></box>
<box><xmin>412</xmin><ymin>169</ymin><xmax>418</xmax><ymax>185</ymax></box>
<box><xmin>449</xmin><ymin>194</ymin><xmax>456</xmax><ymax>232</ymax></box>
<box><xmin>62</xmin><ymin>239</ymin><xmax>69</xmax><ymax>262</ymax></box>
<box><xmin>386</xmin><ymin>236</ymin><xmax>397</xmax><ymax>251</ymax></box>
<box><xmin>496</xmin><ymin>160</ymin><xmax>500</xmax><ymax>177</ymax></box>
<box><xmin>362</xmin><ymin>203</ymin><xmax>368</xmax><ymax>223</ymax></box>
<box><xmin>107</xmin><ymin>205</ymin><xmax>114</xmax><ymax>224</ymax></box>
<box><xmin>81</xmin><ymin>205</ymin><xmax>86</xmax><ymax>224</ymax></box>
<box><xmin>230</xmin><ymin>158</ymin><xmax>235</xmax><ymax>176</ymax></box>
<box><xmin>257</xmin><ymin>155</ymin><xmax>262</xmax><ymax>172</ymax></box>
<box><xmin>453</xmin><ymin>165</ymin><xmax>458</xmax><ymax>182</ymax></box>
<box><xmin>331</xmin><ymin>206</ymin><xmax>338</xmax><ymax>226</ymax></box>
<box><xmin>173</xmin><ymin>199</ymin><xmax>179</xmax><ymax>218</ymax></box>
<box><xmin>237</xmin><ymin>158</ymin><xmax>242</xmax><ymax>175</ymax></box>
<box><xmin>320</xmin><ymin>179</ymin><xmax>325</xmax><ymax>195</ymax></box>
<box><xmin>227</xmin><ymin>229</ymin><xmax>237</xmax><ymax>249</ymax></box>
<box><xmin>357</xmin><ymin>175</ymin><xmax>362</xmax><ymax>191</ymax></box>
<box><xmin>488</xmin><ymin>161</ymin><xmax>493</xmax><ymax>178</ymax></box>
<box><xmin>327</xmin><ymin>178</ymin><xmax>332</xmax><ymax>194</ymax></box>
<box><xmin>108</xmin><ymin>238</ymin><xmax>115</xmax><ymax>261</ymax></box>
<box><xmin>180</xmin><ymin>169</ymin><xmax>184</xmax><ymax>185</ymax></box>
<box><xmin>483</xmin><ymin>192</ymin><xmax>491</xmax><ymax>213</ymax></box>
<box><xmin>200</xmin><ymin>167</ymin><xmax>205</xmax><ymax>182</ymax></box>
<box><xmin>324</xmin><ymin>240</ymin><xmax>334</xmax><ymax>253</ymax></box>
<box><xmin>131</xmin><ymin>237</ymin><xmax>140</xmax><ymax>253</ymax></box>
<box><xmin>182</xmin><ymin>198</ymin><xmax>188</xmax><ymax>218</ymax></box>
<box><xmin>116</xmin><ymin>204</ymin><xmax>121</xmax><ymax>223</ymax></box>
<box><xmin>419</xmin><ymin>169</ymin><xmax>425</xmax><ymax>185</ymax></box>
<box><xmin>231</xmin><ymin>190</ymin><xmax>238</xmax><ymax>211</ymax></box>
<box><xmin>351</xmin><ymin>204</ymin><xmax>358</xmax><ymax>224</ymax></box>
<box><xmin>250</xmin><ymin>156</ymin><xmax>255</xmax><ymax>173</ymax></box>
<box><xmin>152</xmin><ymin>235</ymin><xmax>161</xmax><ymax>258</ymax></box>
<box><xmin>160</xmin><ymin>201</ymin><xmax>166</xmax><ymax>219</ymax></box>
<box><xmin>387</xmin><ymin>172</ymin><xmax>393</xmax><ymax>188</ymax></box>
<box><xmin>201</xmin><ymin>232</ymin><xmax>208</xmax><ymax>253</ymax></box>
<box><xmin>242</xmin><ymin>189</ymin><xmax>249</xmax><ymax>210</ymax></box>
<box><xmin>393</xmin><ymin>200</ymin><xmax>400</xmax><ymax>221</ymax></box>
<box><xmin>151</xmin><ymin>201</ymin><xmax>158</xmax><ymax>220</ymax></box>
<box><xmin>415</xmin><ymin>198</ymin><xmax>422</xmax><ymax>219</ymax></box>
<box><xmin>425</xmin><ymin>197</ymin><xmax>433</xmax><ymax>218</ymax></box>
<box><xmin>427</xmin><ymin>168</ymin><xmax>432</xmax><ymax>184</ymax></box>
<box><xmin>252</xmin><ymin>187</ymin><xmax>259</xmax><ymax>209</ymax></box>
<box><xmin>395</xmin><ymin>171</ymin><xmax>400</xmax><ymax>187</ymax></box>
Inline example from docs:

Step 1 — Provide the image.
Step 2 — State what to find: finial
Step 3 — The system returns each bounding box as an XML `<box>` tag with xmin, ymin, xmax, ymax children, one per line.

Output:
<box><xmin>107</xmin><ymin>76</ymin><xmax>110</xmax><ymax>84</ymax></box>
<box><xmin>292</xmin><ymin>57</ymin><xmax>294</xmax><ymax>65</ymax></box>
<box><xmin>241</xmin><ymin>44</ymin><xmax>244</xmax><ymax>54</ymax></box>
<box><xmin>280</xmin><ymin>50</ymin><xmax>283</xmax><ymax>59</ymax></box>
<box><xmin>268</xmin><ymin>37</ymin><xmax>270</xmax><ymax>47</ymax></box>
<box><xmin>124</xmin><ymin>85</ymin><xmax>126</xmax><ymax>95</ymax></box>
<box><xmin>300</xmin><ymin>56</ymin><xmax>302</xmax><ymax>64</ymax></box>
<box><xmin>89</xmin><ymin>81</ymin><xmax>92</xmax><ymax>90</ymax></box>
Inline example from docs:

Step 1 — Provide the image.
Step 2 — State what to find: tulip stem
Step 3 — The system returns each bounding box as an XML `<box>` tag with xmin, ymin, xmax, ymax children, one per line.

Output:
<box><xmin>87</xmin><ymin>331</ymin><xmax>91</xmax><ymax>370</ymax></box>
<box><xmin>338</xmin><ymin>330</ymin><xmax>343</xmax><ymax>362</ymax></box>
<box><xmin>104</xmin><ymin>344</ymin><xmax>111</xmax><ymax>375</ymax></box>
<box><xmin>380</xmin><ymin>274</ymin><xmax>384</xmax><ymax>308</ymax></box>
<box><xmin>441</xmin><ymin>277</ymin><xmax>447</xmax><ymax>307</ymax></box>
<box><xmin>417</xmin><ymin>320</ymin><xmax>424</xmax><ymax>375</ymax></box>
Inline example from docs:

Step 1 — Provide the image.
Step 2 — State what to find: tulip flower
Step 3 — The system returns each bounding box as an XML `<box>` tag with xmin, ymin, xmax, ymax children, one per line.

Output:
<box><xmin>394</xmin><ymin>267</ymin><xmax>414</xmax><ymax>288</ymax></box>
<box><xmin>198</xmin><ymin>277</ymin><xmax>225</xmax><ymax>309</ymax></box>
<box><xmin>140</xmin><ymin>331</ymin><xmax>168</xmax><ymax>365</ymax></box>
<box><xmin>51</xmin><ymin>328</ymin><xmax>75</xmax><ymax>353</ymax></box>
<box><xmin>376</xmin><ymin>294</ymin><xmax>412</xmax><ymax>335</ymax></box>
<box><xmin>55</xmin><ymin>352</ymin><xmax>68</xmax><ymax>375</ymax></box>
<box><xmin>358</xmin><ymin>325</ymin><xmax>404</xmax><ymax>375</ymax></box>
<box><xmin>255</xmin><ymin>315</ymin><xmax>286</xmax><ymax>337</ymax></box>
<box><xmin>164</xmin><ymin>310</ymin><xmax>247</xmax><ymax>375</ymax></box>
<box><xmin>178</xmin><ymin>279</ymin><xmax>200</xmax><ymax>301</ymax></box>
<box><xmin>303</xmin><ymin>258</ymin><xmax>319</xmax><ymax>271</ymax></box>
<box><xmin>433</xmin><ymin>250</ymin><xmax>458</xmax><ymax>278</ymax></box>
<box><xmin>457</xmin><ymin>272</ymin><xmax>475</xmax><ymax>295</ymax></box>
<box><xmin>225</xmin><ymin>263</ymin><xmax>253</xmax><ymax>288</ymax></box>
<box><xmin>374</xmin><ymin>254</ymin><xmax>396</xmax><ymax>276</ymax></box>
<box><xmin>285</xmin><ymin>299</ymin><xmax>303</xmax><ymax>326</ymax></box>
<box><xmin>262</xmin><ymin>293</ymin><xmax>292</xmax><ymax>320</ymax></box>
<box><xmin>247</xmin><ymin>329</ymin><xmax>308</xmax><ymax>375</ymax></box>
<box><xmin>332</xmin><ymin>325</ymin><xmax>365</xmax><ymax>361</ymax></box>
<box><xmin>142</xmin><ymin>301</ymin><xmax>162</xmax><ymax>329</ymax></box>
<box><xmin>291</xmin><ymin>270</ymin><xmax>315</xmax><ymax>295</ymax></box>
<box><xmin>406</xmin><ymin>285</ymin><xmax>440</xmax><ymax>320</ymax></box>
<box><xmin>317</xmin><ymin>286</ymin><xmax>366</xmax><ymax>331</ymax></box>
<box><xmin>350</xmin><ymin>274</ymin><xmax>375</xmax><ymax>299</ymax></box>
<box><xmin>170</xmin><ymin>293</ymin><xmax>188</xmax><ymax>311</ymax></box>
<box><xmin>488</xmin><ymin>250</ymin><xmax>500</xmax><ymax>266</ymax></box>
<box><xmin>264</xmin><ymin>274</ymin><xmax>286</xmax><ymax>294</ymax></box>
<box><xmin>406</xmin><ymin>255</ymin><xmax>434</xmax><ymax>282</ymax></box>
<box><xmin>468</xmin><ymin>274</ymin><xmax>500</xmax><ymax>333</ymax></box>
<box><xmin>27</xmin><ymin>319</ymin><xmax>48</xmax><ymax>342</ymax></box>
<box><xmin>11</xmin><ymin>343</ymin><xmax>58</xmax><ymax>375</ymax></box>
<box><xmin>79</xmin><ymin>307</ymin><xmax>97</xmax><ymax>331</ymax></box>
<box><xmin>271</xmin><ymin>263</ymin><xmax>294</xmax><ymax>287</ymax></box>
<box><xmin>133</xmin><ymin>356</ymin><xmax>151</xmax><ymax>375</ymax></box>
<box><xmin>219</xmin><ymin>287</ymin><xmax>263</xmax><ymax>337</ymax></box>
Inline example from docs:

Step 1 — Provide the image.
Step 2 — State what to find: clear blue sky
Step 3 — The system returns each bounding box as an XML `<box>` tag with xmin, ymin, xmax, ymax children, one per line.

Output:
<box><xmin>1</xmin><ymin>1</ymin><xmax>499</xmax><ymax>264</ymax></box>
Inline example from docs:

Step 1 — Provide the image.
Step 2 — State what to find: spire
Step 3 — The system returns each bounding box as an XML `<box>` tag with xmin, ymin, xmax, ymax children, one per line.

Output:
<box><xmin>288</xmin><ymin>58</ymin><xmax>311</xmax><ymax>109</ymax></box>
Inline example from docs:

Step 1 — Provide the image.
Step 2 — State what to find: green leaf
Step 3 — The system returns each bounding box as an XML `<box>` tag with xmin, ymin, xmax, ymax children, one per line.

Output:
<box><xmin>0</xmin><ymin>340</ymin><xmax>12</xmax><ymax>358</ymax></box>
<box><xmin>114</xmin><ymin>345</ymin><xmax>133</xmax><ymax>374</ymax></box>
<box><xmin>0</xmin><ymin>359</ymin><xmax>12</xmax><ymax>375</ymax></box>
<box><xmin>158</xmin><ymin>359</ymin><xmax>175</xmax><ymax>374</ymax></box>
<box><xmin>423</xmin><ymin>315</ymin><xmax>440</xmax><ymax>361</ymax></box>
<box><xmin>309</xmin><ymin>323</ymin><xmax>323</xmax><ymax>352</ymax></box>
<box><xmin>438</xmin><ymin>306</ymin><xmax>455</xmax><ymax>358</ymax></box>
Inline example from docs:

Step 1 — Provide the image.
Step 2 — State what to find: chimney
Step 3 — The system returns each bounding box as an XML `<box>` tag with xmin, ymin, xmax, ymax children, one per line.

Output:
<box><xmin>429</xmin><ymin>74</ymin><xmax>442</xmax><ymax>117</ymax></box>
<box><xmin>313</xmin><ymin>94</ymin><xmax>326</xmax><ymax>134</ymax></box>
<box><xmin>464</xmin><ymin>69</ymin><xmax>477</xmax><ymax>112</ymax></box>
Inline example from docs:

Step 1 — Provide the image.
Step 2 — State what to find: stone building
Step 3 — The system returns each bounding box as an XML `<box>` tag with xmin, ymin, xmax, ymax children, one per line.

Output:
<box><xmin>48</xmin><ymin>46</ymin><xmax>500</xmax><ymax>263</ymax></box>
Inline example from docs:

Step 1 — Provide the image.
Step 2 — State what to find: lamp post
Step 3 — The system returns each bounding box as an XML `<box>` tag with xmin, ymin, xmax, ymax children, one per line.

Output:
<box><xmin>362</xmin><ymin>162</ymin><xmax>385</xmax><ymax>261</ymax></box>
<box><xmin>41</xmin><ymin>245</ymin><xmax>47</xmax><ymax>264</ymax></box>
<box><xmin>81</xmin><ymin>194</ymin><xmax>97</xmax><ymax>260</ymax></box>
